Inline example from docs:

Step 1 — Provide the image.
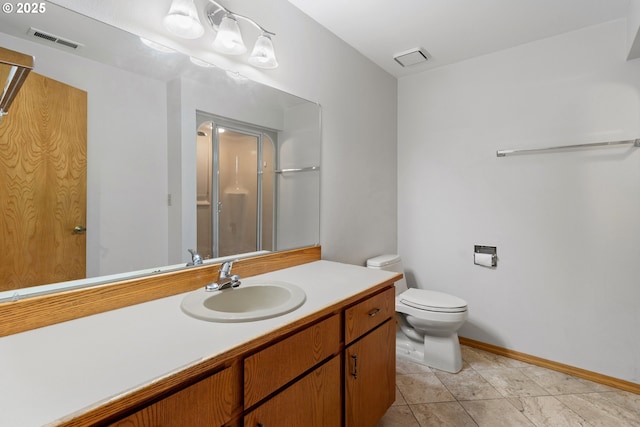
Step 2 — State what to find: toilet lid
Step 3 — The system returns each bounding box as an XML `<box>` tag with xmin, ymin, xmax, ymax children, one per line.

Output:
<box><xmin>399</xmin><ymin>288</ymin><xmax>468</xmax><ymax>313</ymax></box>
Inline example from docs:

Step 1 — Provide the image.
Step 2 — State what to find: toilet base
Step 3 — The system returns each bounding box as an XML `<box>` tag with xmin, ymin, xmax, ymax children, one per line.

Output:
<box><xmin>396</xmin><ymin>330</ymin><xmax>463</xmax><ymax>373</ymax></box>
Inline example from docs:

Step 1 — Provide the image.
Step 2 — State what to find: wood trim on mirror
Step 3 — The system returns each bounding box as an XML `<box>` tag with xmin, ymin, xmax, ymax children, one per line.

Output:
<box><xmin>0</xmin><ymin>246</ymin><xmax>321</xmax><ymax>338</ymax></box>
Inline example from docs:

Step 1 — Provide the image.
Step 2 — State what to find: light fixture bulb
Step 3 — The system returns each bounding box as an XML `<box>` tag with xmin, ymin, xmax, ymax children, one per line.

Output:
<box><xmin>212</xmin><ymin>14</ymin><xmax>247</xmax><ymax>55</ymax></box>
<box><xmin>163</xmin><ymin>0</ymin><xmax>204</xmax><ymax>39</ymax></box>
<box><xmin>248</xmin><ymin>34</ymin><xmax>279</xmax><ymax>69</ymax></box>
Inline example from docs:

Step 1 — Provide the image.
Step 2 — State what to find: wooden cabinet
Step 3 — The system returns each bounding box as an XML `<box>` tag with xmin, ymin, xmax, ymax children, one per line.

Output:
<box><xmin>244</xmin><ymin>314</ymin><xmax>340</xmax><ymax>408</ymax></box>
<box><xmin>345</xmin><ymin>287</ymin><xmax>395</xmax><ymax>344</ymax></box>
<box><xmin>244</xmin><ymin>356</ymin><xmax>341</xmax><ymax>427</ymax></box>
<box><xmin>109</xmin><ymin>285</ymin><xmax>396</xmax><ymax>427</ymax></box>
<box><xmin>344</xmin><ymin>287</ymin><xmax>396</xmax><ymax>427</ymax></box>
<box><xmin>109</xmin><ymin>363</ymin><xmax>241</xmax><ymax>427</ymax></box>
<box><xmin>345</xmin><ymin>319</ymin><xmax>396</xmax><ymax>427</ymax></box>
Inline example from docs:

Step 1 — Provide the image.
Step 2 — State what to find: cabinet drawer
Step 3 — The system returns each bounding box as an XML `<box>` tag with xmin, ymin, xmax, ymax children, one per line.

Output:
<box><xmin>245</xmin><ymin>355</ymin><xmax>341</xmax><ymax>427</ymax></box>
<box><xmin>244</xmin><ymin>314</ymin><xmax>340</xmax><ymax>408</ymax></box>
<box><xmin>345</xmin><ymin>287</ymin><xmax>394</xmax><ymax>344</ymax></box>
<box><xmin>109</xmin><ymin>363</ymin><xmax>241</xmax><ymax>427</ymax></box>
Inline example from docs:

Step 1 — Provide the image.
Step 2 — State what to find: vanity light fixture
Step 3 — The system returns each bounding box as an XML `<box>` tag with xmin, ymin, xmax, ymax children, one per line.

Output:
<box><xmin>163</xmin><ymin>0</ymin><xmax>204</xmax><ymax>39</ymax></box>
<box><xmin>162</xmin><ymin>0</ymin><xmax>279</xmax><ymax>69</ymax></box>
<box><xmin>212</xmin><ymin>13</ymin><xmax>246</xmax><ymax>55</ymax></box>
<box><xmin>248</xmin><ymin>33</ymin><xmax>278</xmax><ymax>69</ymax></box>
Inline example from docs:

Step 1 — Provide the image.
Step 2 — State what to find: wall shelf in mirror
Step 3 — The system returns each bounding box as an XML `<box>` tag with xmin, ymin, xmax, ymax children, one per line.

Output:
<box><xmin>275</xmin><ymin>166</ymin><xmax>320</xmax><ymax>173</ymax></box>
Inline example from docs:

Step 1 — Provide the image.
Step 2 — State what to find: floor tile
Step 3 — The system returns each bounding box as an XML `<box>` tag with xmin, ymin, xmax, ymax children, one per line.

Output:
<box><xmin>434</xmin><ymin>366</ymin><xmax>503</xmax><ymax>400</ymax></box>
<box><xmin>375</xmin><ymin>405</ymin><xmax>420</xmax><ymax>427</ymax></box>
<box><xmin>507</xmin><ymin>395</ymin><xmax>592</xmax><ymax>426</ymax></box>
<box><xmin>461</xmin><ymin>345</ymin><xmax>530</xmax><ymax>370</ymax></box>
<box><xmin>596</xmin><ymin>390</ymin><xmax>640</xmax><ymax>418</ymax></box>
<box><xmin>476</xmin><ymin>367</ymin><xmax>550</xmax><ymax>397</ymax></box>
<box><xmin>410</xmin><ymin>401</ymin><xmax>478</xmax><ymax>427</ymax></box>
<box><xmin>556</xmin><ymin>393</ymin><xmax>640</xmax><ymax>427</ymax></box>
<box><xmin>396</xmin><ymin>372</ymin><xmax>456</xmax><ymax>404</ymax></box>
<box><xmin>520</xmin><ymin>365</ymin><xmax>613</xmax><ymax>395</ymax></box>
<box><xmin>396</xmin><ymin>356</ymin><xmax>433</xmax><ymax>375</ymax></box>
<box><xmin>379</xmin><ymin>345</ymin><xmax>640</xmax><ymax>427</ymax></box>
<box><xmin>461</xmin><ymin>399</ymin><xmax>536</xmax><ymax>426</ymax></box>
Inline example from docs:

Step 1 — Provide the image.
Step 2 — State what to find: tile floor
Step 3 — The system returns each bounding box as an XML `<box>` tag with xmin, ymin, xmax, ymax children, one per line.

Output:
<box><xmin>377</xmin><ymin>345</ymin><xmax>640</xmax><ymax>427</ymax></box>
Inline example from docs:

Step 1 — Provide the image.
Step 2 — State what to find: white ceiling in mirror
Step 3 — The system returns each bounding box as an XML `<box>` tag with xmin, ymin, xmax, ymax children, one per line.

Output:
<box><xmin>49</xmin><ymin>0</ymin><xmax>276</xmax><ymax>75</ymax></box>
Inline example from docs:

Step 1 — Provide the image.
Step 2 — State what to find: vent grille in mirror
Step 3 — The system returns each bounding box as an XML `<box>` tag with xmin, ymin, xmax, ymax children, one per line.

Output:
<box><xmin>28</xmin><ymin>27</ymin><xmax>83</xmax><ymax>50</ymax></box>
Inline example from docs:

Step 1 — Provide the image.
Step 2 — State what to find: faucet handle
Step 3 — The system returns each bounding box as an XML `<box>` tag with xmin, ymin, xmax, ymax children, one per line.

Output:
<box><xmin>230</xmin><ymin>274</ymin><xmax>241</xmax><ymax>288</ymax></box>
<box><xmin>187</xmin><ymin>249</ymin><xmax>203</xmax><ymax>266</ymax></box>
<box><xmin>219</xmin><ymin>259</ymin><xmax>238</xmax><ymax>275</ymax></box>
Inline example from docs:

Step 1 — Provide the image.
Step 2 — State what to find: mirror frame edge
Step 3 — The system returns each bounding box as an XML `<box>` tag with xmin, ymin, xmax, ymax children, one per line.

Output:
<box><xmin>0</xmin><ymin>245</ymin><xmax>321</xmax><ymax>338</ymax></box>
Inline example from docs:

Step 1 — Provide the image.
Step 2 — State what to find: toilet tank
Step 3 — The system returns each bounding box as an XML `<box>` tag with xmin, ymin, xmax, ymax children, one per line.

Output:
<box><xmin>366</xmin><ymin>254</ymin><xmax>408</xmax><ymax>296</ymax></box>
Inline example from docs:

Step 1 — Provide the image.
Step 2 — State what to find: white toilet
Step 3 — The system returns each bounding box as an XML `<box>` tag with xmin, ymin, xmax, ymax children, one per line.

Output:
<box><xmin>367</xmin><ymin>254</ymin><xmax>468</xmax><ymax>373</ymax></box>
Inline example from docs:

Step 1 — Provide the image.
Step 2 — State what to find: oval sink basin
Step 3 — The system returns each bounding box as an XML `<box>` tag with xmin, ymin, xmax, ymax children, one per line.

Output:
<box><xmin>181</xmin><ymin>279</ymin><xmax>306</xmax><ymax>322</ymax></box>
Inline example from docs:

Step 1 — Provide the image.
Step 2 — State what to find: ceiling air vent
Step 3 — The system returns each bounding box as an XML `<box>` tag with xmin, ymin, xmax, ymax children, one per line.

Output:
<box><xmin>28</xmin><ymin>27</ymin><xmax>83</xmax><ymax>50</ymax></box>
<box><xmin>393</xmin><ymin>47</ymin><xmax>430</xmax><ymax>67</ymax></box>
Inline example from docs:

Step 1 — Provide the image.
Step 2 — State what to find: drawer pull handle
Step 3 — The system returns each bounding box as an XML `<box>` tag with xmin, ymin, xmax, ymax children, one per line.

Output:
<box><xmin>351</xmin><ymin>354</ymin><xmax>358</xmax><ymax>379</ymax></box>
<box><xmin>368</xmin><ymin>308</ymin><xmax>381</xmax><ymax>317</ymax></box>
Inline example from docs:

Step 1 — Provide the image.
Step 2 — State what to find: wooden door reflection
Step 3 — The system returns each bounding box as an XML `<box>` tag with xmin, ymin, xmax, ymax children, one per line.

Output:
<box><xmin>0</xmin><ymin>71</ymin><xmax>87</xmax><ymax>291</ymax></box>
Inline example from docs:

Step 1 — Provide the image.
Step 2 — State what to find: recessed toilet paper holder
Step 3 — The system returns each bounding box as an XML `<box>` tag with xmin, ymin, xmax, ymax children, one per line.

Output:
<box><xmin>474</xmin><ymin>245</ymin><xmax>497</xmax><ymax>267</ymax></box>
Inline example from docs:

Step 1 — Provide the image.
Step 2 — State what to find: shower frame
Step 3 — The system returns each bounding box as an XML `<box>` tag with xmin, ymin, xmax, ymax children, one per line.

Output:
<box><xmin>197</xmin><ymin>113</ymin><xmax>277</xmax><ymax>259</ymax></box>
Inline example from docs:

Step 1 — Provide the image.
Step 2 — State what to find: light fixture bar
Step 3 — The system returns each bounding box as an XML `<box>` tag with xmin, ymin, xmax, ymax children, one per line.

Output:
<box><xmin>205</xmin><ymin>0</ymin><xmax>276</xmax><ymax>36</ymax></box>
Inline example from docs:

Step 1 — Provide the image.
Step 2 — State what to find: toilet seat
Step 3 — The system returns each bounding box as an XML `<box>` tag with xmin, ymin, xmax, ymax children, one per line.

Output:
<box><xmin>399</xmin><ymin>288</ymin><xmax>467</xmax><ymax>313</ymax></box>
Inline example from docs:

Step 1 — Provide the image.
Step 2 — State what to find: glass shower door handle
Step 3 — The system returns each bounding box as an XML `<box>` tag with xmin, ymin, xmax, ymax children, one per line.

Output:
<box><xmin>217</xmin><ymin>201</ymin><xmax>222</xmax><ymax>213</ymax></box>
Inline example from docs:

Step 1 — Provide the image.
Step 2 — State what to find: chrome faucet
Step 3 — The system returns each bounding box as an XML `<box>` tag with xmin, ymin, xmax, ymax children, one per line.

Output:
<box><xmin>187</xmin><ymin>249</ymin><xmax>203</xmax><ymax>266</ymax></box>
<box><xmin>205</xmin><ymin>260</ymin><xmax>241</xmax><ymax>291</ymax></box>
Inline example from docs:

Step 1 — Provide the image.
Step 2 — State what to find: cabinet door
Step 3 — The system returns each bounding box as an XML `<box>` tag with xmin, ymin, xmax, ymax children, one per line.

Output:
<box><xmin>244</xmin><ymin>314</ymin><xmax>340</xmax><ymax>408</ymax></box>
<box><xmin>345</xmin><ymin>319</ymin><xmax>396</xmax><ymax>427</ymax></box>
<box><xmin>109</xmin><ymin>363</ymin><xmax>241</xmax><ymax>427</ymax></box>
<box><xmin>244</xmin><ymin>356</ymin><xmax>341</xmax><ymax>427</ymax></box>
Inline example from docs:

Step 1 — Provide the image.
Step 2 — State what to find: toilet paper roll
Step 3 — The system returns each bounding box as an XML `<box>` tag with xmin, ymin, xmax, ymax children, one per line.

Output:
<box><xmin>474</xmin><ymin>252</ymin><xmax>495</xmax><ymax>267</ymax></box>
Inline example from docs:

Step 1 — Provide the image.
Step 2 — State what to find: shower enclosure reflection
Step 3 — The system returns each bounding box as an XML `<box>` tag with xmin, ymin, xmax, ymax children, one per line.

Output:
<box><xmin>196</xmin><ymin>114</ymin><xmax>275</xmax><ymax>258</ymax></box>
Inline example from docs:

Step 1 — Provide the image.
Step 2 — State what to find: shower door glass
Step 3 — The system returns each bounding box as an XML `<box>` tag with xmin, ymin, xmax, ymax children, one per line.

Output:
<box><xmin>196</xmin><ymin>115</ymin><xmax>275</xmax><ymax>259</ymax></box>
<box><xmin>218</xmin><ymin>127</ymin><xmax>259</xmax><ymax>256</ymax></box>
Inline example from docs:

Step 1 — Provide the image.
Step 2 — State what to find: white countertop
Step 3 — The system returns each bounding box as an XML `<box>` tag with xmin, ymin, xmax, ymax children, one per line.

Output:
<box><xmin>0</xmin><ymin>260</ymin><xmax>397</xmax><ymax>427</ymax></box>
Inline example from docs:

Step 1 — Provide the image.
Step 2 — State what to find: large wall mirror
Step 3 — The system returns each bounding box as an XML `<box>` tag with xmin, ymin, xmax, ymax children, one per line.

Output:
<box><xmin>0</xmin><ymin>2</ymin><xmax>321</xmax><ymax>301</ymax></box>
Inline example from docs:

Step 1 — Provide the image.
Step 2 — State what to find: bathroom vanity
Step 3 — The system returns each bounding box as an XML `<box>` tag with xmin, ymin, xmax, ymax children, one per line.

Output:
<box><xmin>0</xmin><ymin>253</ymin><xmax>400</xmax><ymax>427</ymax></box>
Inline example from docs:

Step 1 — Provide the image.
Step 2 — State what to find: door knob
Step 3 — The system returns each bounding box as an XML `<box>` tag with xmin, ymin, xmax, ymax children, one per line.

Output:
<box><xmin>73</xmin><ymin>225</ymin><xmax>87</xmax><ymax>234</ymax></box>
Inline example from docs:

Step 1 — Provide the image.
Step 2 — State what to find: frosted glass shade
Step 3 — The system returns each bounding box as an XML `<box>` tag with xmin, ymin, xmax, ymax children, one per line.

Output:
<box><xmin>248</xmin><ymin>34</ymin><xmax>279</xmax><ymax>69</ymax></box>
<box><xmin>212</xmin><ymin>15</ymin><xmax>247</xmax><ymax>55</ymax></box>
<box><xmin>163</xmin><ymin>0</ymin><xmax>204</xmax><ymax>39</ymax></box>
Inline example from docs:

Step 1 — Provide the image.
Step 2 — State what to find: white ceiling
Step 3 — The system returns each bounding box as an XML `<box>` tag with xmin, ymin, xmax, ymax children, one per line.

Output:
<box><xmin>287</xmin><ymin>0</ymin><xmax>631</xmax><ymax>78</ymax></box>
